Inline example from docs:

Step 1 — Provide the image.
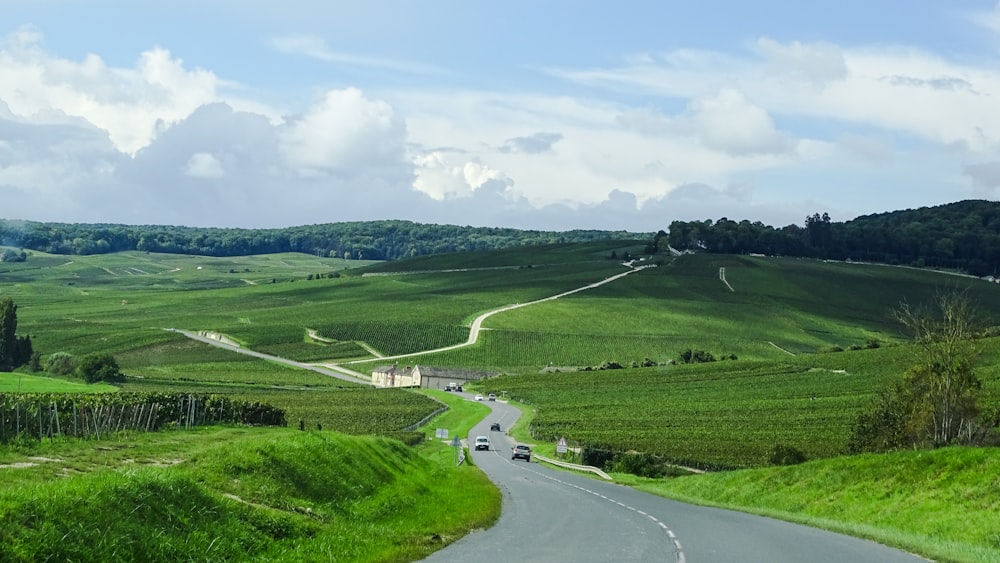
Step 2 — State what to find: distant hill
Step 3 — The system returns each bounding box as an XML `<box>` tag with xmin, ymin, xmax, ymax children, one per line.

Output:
<box><xmin>0</xmin><ymin>219</ymin><xmax>647</xmax><ymax>261</ymax></box>
<box><xmin>667</xmin><ymin>199</ymin><xmax>1000</xmax><ymax>276</ymax></box>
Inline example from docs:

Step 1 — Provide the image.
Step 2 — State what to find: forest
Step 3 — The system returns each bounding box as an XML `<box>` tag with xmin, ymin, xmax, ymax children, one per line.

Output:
<box><xmin>667</xmin><ymin>199</ymin><xmax>1000</xmax><ymax>276</ymax></box>
<box><xmin>3</xmin><ymin>199</ymin><xmax>1000</xmax><ymax>275</ymax></box>
<box><xmin>0</xmin><ymin>219</ymin><xmax>641</xmax><ymax>261</ymax></box>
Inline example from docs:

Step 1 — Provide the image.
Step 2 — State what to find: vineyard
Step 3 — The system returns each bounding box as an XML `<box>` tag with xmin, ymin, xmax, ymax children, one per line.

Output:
<box><xmin>0</xmin><ymin>392</ymin><xmax>285</xmax><ymax>444</ymax></box>
<box><xmin>479</xmin><ymin>341</ymin><xmax>1000</xmax><ymax>469</ymax></box>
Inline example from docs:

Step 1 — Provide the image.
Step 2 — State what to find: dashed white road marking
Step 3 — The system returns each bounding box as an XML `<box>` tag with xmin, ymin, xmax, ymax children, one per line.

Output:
<box><xmin>509</xmin><ymin>459</ymin><xmax>686</xmax><ymax>563</ymax></box>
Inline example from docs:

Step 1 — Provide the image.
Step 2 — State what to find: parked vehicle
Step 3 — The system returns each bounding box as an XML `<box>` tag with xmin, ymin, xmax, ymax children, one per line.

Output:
<box><xmin>475</xmin><ymin>436</ymin><xmax>490</xmax><ymax>451</ymax></box>
<box><xmin>512</xmin><ymin>444</ymin><xmax>531</xmax><ymax>462</ymax></box>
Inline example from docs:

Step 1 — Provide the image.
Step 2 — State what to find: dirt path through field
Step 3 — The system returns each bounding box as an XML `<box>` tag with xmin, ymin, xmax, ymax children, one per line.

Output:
<box><xmin>340</xmin><ymin>263</ymin><xmax>655</xmax><ymax>366</ymax></box>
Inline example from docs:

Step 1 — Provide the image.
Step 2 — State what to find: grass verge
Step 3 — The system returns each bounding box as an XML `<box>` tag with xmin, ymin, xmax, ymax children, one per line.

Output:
<box><xmin>0</xmin><ymin>427</ymin><xmax>501</xmax><ymax>562</ymax></box>
<box><xmin>615</xmin><ymin>447</ymin><xmax>1000</xmax><ymax>563</ymax></box>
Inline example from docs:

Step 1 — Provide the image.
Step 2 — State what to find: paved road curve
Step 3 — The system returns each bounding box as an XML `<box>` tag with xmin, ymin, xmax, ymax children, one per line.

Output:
<box><xmin>422</xmin><ymin>398</ymin><xmax>929</xmax><ymax>563</ymax></box>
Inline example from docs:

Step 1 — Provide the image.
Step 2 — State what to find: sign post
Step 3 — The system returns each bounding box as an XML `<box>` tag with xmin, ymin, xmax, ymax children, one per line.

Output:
<box><xmin>556</xmin><ymin>437</ymin><xmax>568</xmax><ymax>455</ymax></box>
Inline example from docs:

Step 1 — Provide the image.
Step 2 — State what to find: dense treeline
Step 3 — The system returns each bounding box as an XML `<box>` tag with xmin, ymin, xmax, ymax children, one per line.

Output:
<box><xmin>667</xmin><ymin>199</ymin><xmax>1000</xmax><ymax>277</ymax></box>
<box><xmin>0</xmin><ymin>219</ymin><xmax>642</xmax><ymax>260</ymax></box>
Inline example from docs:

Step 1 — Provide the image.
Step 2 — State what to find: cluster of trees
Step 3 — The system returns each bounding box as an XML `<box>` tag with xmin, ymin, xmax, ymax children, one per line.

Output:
<box><xmin>666</xmin><ymin>200</ymin><xmax>1000</xmax><ymax>276</ymax></box>
<box><xmin>0</xmin><ymin>297</ymin><xmax>34</xmax><ymax>372</ymax></box>
<box><xmin>0</xmin><ymin>298</ymin><xmax>121</xmax><ymax>383</ymax></box>
<box><xmin>677</xmin><ymin>349</ymin><xmax>737</xmax><ymax>363</ymax></box>
<box><xmin>44</xmin><ymin>351</ymin><xmax>123</xmax><ymax>383</ymax></box>
<box><xmin>0</xmin><ymin>219</ymin><xmax>642</xmax><ymax>261</ymax></box>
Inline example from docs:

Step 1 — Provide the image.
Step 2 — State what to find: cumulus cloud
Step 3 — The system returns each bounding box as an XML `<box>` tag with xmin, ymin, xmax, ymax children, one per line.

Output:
<box><xmin>0</xmin><ymin>27</ymin><xmax>227</xmax><ymax>155</ymax></box>
<box><xmin>184</xmin><ymin>153</ymin><xmax>225</xmax><ymax>178</ymax></box>
<box><xmin>412</xmin><ymin>151</ymin><xmax>512</xmax><ymax>200</ymax></box>
<box><xmin>277</xmin><ymin>88</ymin><xmax>409</xmax><ymax>180</ymax></box>
<box><xmin>498</xmin><ymin>132</ymin><xmax>563</xmax><ymax>154</ymax></box>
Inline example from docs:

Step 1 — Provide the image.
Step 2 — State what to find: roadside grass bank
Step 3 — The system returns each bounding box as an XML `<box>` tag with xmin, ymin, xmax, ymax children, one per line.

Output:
<box><xmin>615</xmin><ymin>447</ymin><xmax>1000</xmax><ymax>563</ymax></box>
<box><xmin>0</xmin><ymin>427</ymin><xmax>500</xmax><ymax>562</ymax></box>
<box><xmin>416</xmin><ymin>389</ymin><xmax>492</xmax><ymax>441</ymax></box>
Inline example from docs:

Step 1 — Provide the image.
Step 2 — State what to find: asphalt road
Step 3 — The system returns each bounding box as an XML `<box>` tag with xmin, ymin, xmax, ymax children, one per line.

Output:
<box><xmin>421</xmin><ymin>397</ymin><xmax>929</xmax><ymax>563</ymax></box>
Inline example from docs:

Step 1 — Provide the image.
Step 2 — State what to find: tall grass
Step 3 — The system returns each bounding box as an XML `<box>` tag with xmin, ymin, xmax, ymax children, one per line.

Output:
<box><xmin>0</xmin><ymin>429</ymin><xmax>500</xmax><ymax>562</ymax></box>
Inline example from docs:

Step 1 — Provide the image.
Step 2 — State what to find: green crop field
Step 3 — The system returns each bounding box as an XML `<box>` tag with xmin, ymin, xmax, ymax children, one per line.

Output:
<box><xmin>3</xmin><ymin>244</ymin><xmax>1000</xmax><ymax>469</ymax></box>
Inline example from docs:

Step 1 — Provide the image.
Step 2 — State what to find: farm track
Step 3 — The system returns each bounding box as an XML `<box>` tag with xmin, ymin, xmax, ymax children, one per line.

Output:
<box><xmin>175</xmin><ymin>262</ymin><xmax>653</xmax><ymax>385</ymax></box>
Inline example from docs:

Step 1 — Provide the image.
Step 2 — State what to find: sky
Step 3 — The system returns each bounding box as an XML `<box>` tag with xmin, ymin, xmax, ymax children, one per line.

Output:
<box><xmin>2</xmin><ymin>1</ymin><xmax>1000</xmax><ymax>232</ymax></box>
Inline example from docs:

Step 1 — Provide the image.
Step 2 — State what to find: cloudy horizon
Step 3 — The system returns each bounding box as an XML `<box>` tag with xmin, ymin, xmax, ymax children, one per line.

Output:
<box><xmin>2</xmin><ymin>1</ymin><xmax>1000</xmax><ymax>232</ymax></box>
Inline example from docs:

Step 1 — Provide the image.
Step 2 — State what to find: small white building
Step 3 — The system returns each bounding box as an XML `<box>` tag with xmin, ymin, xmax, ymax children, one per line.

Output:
<box><xmin>371</xmin><ymin>364</ymin><xmax>496</xmax><ymax>389</ymax></box>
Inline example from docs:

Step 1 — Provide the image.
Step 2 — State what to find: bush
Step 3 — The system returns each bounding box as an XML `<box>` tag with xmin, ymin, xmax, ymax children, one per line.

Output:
<box><xmin>45</xmin><ymin>352</ymin><xmax>76</xmax><ymax>375</ymax></box>
<box><xmin>76</xmin><ymin>353</ymin><xmax>124</xmax><ymax>383</ymax></box>
<box><xmin>678</xmin><ymin>349</ymin><xmax>716</xmax><ymax>364</ymax></box>
<box><xmin>767</xmin><ymin>443</ymin><xmax>807</xmax><ymax>466</ymax></box>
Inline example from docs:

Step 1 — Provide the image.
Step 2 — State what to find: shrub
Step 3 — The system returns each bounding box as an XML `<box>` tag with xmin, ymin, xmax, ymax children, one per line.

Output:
<box><xmin>45</xmin><ymin>352</ymin><xmax>76</xmax><ymax>375</ymax></box>
<box><xmin>767</xmin><ymin>443</ymin><xmax>807</xmax><ymax>466</ymax></box>
<box><xmin>76</xmin><ymin>353</ymin><xmax>124</xmax><ymax>383</ymax></box>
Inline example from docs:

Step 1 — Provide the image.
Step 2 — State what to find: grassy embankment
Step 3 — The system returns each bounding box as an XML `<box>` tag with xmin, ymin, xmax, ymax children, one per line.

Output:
<box><xmin>0</xmin><ymin>392</ymin><xmax>498</xmax><ymax>562</ymax></box>
<box><xmin>614</xmin><ymin>447</ymin><xmax>1000</xmax><ymax>563</ymax></box>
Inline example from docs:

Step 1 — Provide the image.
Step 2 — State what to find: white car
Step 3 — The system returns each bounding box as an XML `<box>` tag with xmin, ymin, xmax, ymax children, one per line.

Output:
<box><xmin>474</xmin><ymin>394</ymin><xmax>484</xmax><ymax>401</ymax></box>
<box><xmin>474</xmin><ymin>436</ymin><xmax>490</xmax><ymax>451</ymax></box>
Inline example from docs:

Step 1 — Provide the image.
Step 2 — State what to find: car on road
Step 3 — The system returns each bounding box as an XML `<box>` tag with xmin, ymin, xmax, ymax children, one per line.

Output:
<box><xmin>488</xmin><ymin>393</ymin><xmax>497</xmax><ymax>401</ymax></box>
<box><xmin>512</xmin><ymin>443</ymin><xmax>531</xmax><ymax>462</ymax></box>
<box><xmin>474</xmin><ymin>394</ymin><xmax>484</xmax><ymax>401</ymax></box>
<box><xmin>474</xmin><ymin>436</ymin><xmax>490</xmax><ymax>451</ymax></box>
<box><xmin>490</xmin><ymin>422</ymin><xmax>501</xmax><ymax>432</ymax></box>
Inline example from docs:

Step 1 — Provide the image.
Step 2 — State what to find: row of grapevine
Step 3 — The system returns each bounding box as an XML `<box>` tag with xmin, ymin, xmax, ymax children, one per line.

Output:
<box><xmin>0</xmin><ymin>392</ymin><xmax>286</xmax><ymax>444</ymax></box>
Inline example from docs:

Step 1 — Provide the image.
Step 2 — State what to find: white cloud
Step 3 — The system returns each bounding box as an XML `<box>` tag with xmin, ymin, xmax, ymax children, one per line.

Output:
<box><xmin>498</xmin><ymin>132</ymin><xmax>563</xmax><ymax>154</ymax></box>
<box><xmin>412</xmin><ymin>151</ymin><xmax>512</xmax><ymax>201</ymax></box>
<box><xmin>968</xmin><ymin>2</ymin><xmax>1000</xmax><ymax>34</ymax></box>
<box><xmin>277</xmin><ymin>87</ymin><xmax>408</xmax><ymax>178</ymax></box>
<box><xmin>184</xmin><ymin>152</ymin><xmax>225</xmax><ymax>178</ymax></box>
<box><xmin>755</xmin><ymin>37</ymin><xmax>848</xmax><ymax>86</ymax></box>
<box><xmin>682</xmin><ymin>89</ymin><xmax>797</xmax><ymax>156</ymax></box>
<box><xmin>0</xmin><ymin>27</ymin><xmax>228</xmax><ymax>155</ymax></box>
<box><xmin>271</xmin><ymin>34</ymin><xmax>447</xmax><ymax>75</ymax></box>
<box><xmin>837</xmin><ymin>134</ymin><xmax>894</xmax><ymax>165</ymax></box>
<box><xmin>964</xmin><ymin>161</ymin><xmax>1000</xmax><ymax>188</ymax></box>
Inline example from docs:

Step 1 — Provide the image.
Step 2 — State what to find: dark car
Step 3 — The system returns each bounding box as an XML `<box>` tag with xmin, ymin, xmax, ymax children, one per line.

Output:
<box><xmin>512</xmin><ymin>444</ymin><xmax>531</xmax><ymax>462</ymax></box>
<box><xmin>490</xmin><ymin>422</ymin><xmax>501</xmax><ymax>432</ymax></box>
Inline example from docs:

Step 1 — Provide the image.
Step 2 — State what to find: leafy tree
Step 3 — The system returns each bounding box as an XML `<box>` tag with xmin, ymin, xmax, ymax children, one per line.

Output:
<box><xmin>0</xmin><ymin>297</ymin><xmax>16</xmax><ymax>371</ymax></box>
<box><xmin>45</xmin><ymin>352</ymin><xmax>76</xmax><ymax>375</ymax></box>
<box><xmin>76</xmin><ymin>353</ymin><xmax>123</xmax><ymax>383</ymax></box>
<box><xmin>849</xmin><ymin>292</ymin><xmax>991</xmax><ymax>452</ymax></box>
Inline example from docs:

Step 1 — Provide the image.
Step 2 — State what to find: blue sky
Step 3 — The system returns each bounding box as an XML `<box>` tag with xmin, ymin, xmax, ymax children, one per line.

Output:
<box><xmin>2</xmin><ymin>1</ymin><xmax>1000</xmax><ymax>231</ymax></box>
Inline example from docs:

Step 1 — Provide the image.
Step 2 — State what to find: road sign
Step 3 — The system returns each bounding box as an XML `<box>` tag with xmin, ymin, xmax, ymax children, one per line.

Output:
<box><xmin>451</xmin><ymin>436</ymin><xmax>462</xmax><ymax>447</ymax></box>
<box><xmin>436</xmin><ymin>428</ymin><xmax>449</xmax><ymax>439</ymax></box>
<box><xmin>556</xmin><ymin>437</ymin><xmax>568</xmax><ymax>454</ymax></box>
